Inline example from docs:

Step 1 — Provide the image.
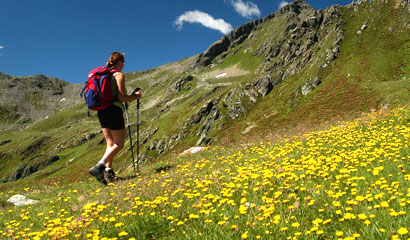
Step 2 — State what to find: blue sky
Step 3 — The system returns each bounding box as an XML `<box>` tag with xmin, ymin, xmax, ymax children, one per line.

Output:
<box><xmin>0</xmin><ymin>0</ymin><xmax>352</xmax><ymax>83</ymax></box>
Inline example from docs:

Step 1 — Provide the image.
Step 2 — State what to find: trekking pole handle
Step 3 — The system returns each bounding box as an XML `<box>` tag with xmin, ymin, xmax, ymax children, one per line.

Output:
<box><xmin>132</xmin><ymin>87</ymin><xmax>141</xmax><ymax>95</ymax></box>
<box><xmin>132</xmin><ymin>87</ymin><xmax>141</xmax><ymax>122</ymax></box>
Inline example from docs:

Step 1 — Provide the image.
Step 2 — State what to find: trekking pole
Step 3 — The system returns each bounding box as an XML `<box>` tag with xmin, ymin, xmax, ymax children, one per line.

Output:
<box><xmin>137</xmin><ymin>98</ymin><xmax>141</xmax><ymax>172</ymax></box>
<box><xmin>124</xmin><ymin>102</ymin><xmax>137</xmax><ymax>175</ymax></box>
<box><xmin>132</xmin><ymin>88</ymin><xmax>141</xmax><ymax>173</ymax></box>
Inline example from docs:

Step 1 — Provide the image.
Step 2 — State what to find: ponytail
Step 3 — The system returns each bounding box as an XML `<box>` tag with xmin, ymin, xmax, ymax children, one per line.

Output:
<box><xmin>106</xmin><ymin>52</ymin><xmax>125</xmax><ymax>68</ymax></box>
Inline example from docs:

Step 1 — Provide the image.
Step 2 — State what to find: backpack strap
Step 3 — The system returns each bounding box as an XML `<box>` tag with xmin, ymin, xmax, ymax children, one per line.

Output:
<box><xmin>80</xmin><ymin>85</ymin><xmax>87</xmax><ymax>97</ymax></box>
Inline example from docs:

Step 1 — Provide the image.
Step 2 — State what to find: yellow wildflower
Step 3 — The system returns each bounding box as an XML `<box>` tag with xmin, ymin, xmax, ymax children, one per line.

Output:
<box><xmin>118</xmin><ymin>231</ymin><xmax>128</xmax><ymax>236</ymax></box>
<box><xmin>397</xmin><ymin>227</ymin><xmax>408</xmax><ymax>235</ymax></box>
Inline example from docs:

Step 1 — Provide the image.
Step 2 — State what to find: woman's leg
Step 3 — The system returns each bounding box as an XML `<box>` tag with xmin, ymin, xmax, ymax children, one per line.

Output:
<box><xmin>100</xmin><ymin>128</ymin><xmax>126</xmax><ymax>168</ymax></box>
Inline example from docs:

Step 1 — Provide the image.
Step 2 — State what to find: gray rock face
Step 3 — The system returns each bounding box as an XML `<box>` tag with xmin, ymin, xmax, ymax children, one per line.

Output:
<box><xmin>142</xmin><ymin>127</ymin><xmax>159</xmax><ymax>144</ymax></box>
<box><xmin>7</xmin><ymin>194</ymin><xmax>39</xmax><ymax>206</ymax></box>
<box><xmin>8</xmin><ymin>163</ymin><xmax>27</xmax><ymax>182</ymax></box>
<box><xmin>3</xmin><ymin>155</ymin><xmax>60</xmax><ymax>183</ymax></box>
<box><xmin>191</xmin><ymin>0</ymin><xmax>344</xmax><ymax>100</ymax></box>
<box><xmin>228</xmin><ymin>103</ymin><xmax>246</xmax><ymax>119</ymax></box>
<box><xmin>252</xmin><ymin>75</ymin><xmax>274</xmax><ymax>97</ymax></box>
<box><xmin>0</xmin><ymin>72</ymin><xmax>82</xmax><ymax>130</ymax></box>
<box><xmin>197</xmin><ymin>105</ymin><xmax>220</xmax><ymax>136</ymax></box>
<box><xmin>20</xmin><ymin>136</ymin><xmax>52</xmax><ymax>159</ymax></box>
<box><xmin>223</xmin><ymin>87</ymin><xmax>246</xmax><ymax>119</ymax></box>
<box><xmin>197</xmin><ymin>134</ymin><xmax>212</xmax><ymax>146</ymax></box>
<box><xmin>193</xmin><ymin>37</ymin><xmax>231</xmax><ymax>68</ymax></box>
<box><xmin>55</xmin><ymin>131</ymin><xmax>102</xmax><ymax>152</ymax></box>
<box><xmin>170</xmin><ymin>75</ymin><xmax>194</xmax><ymax>92</ymax></box>
<box><xmin>192</xmin><ymin>0</ymin><xmax>305</xmax><ymax>68</ymax></box>
<box><xmin>187</xmin><ymin>99</ymin><xmax>220</xmax><ymax>126</ymax></box>
<box><xmin>300</xmin><ymin>76</ymin><xmax>322</xmax><ymax>96</ymax></box>
<box><xmin>146</xmin><ymin>131</ymin><xmax>187</xmax><ymax>155</ymax></box>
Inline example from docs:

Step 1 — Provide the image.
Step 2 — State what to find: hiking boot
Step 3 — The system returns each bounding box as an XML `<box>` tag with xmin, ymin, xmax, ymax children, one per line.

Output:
<box><xmin>104</xmin><ymin>169</ymin><xmax>116</xmax><ymax>183</ymax></box>
<box><xmin>89</xmin><ymin>163</ymin><xmax>107</xmax><ymax>185</ymax></box>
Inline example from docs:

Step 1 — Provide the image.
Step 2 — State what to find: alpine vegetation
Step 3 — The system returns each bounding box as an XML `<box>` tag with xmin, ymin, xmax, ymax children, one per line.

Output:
<box><xmin>0</xmin><ymin>0</ymin><xmax>409</xmax><ymax>239</ymax></box>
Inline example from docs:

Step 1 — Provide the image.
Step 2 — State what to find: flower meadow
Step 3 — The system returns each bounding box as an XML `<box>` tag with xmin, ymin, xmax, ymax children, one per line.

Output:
<box><xmin>1</xmin><ymin>105</ymin><xmax>410</xmax><ymax>240</ymax></box>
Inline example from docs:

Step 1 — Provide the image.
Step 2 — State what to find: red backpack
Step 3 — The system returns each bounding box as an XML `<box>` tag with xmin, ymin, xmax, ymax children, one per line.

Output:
<box><xmin>80</xmin><ymin>66</ymin><xmax>119</xmax><ymax>111</ymax></box>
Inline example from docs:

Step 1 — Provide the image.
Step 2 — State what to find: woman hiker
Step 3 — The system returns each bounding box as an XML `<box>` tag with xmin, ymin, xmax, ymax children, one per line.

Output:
<box><xmin>89</xmin><ymin>52</ymin><xmax>141</xmax><ymax>185</ymax></box>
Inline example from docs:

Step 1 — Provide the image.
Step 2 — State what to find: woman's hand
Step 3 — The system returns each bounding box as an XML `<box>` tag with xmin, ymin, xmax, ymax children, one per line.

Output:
<box><xmin>133</xmin><ymin>90</ymin><xmax>142</xmax><ymax>100</ymax></box>
<box><xmin>115</xmin><ymin>73</ymin><xmax>141</xmax><ymax>102</ymax></box>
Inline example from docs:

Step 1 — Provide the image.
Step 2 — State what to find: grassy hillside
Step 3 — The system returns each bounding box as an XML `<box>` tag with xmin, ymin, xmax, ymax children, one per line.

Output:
<box><xmin>1</xmin><ymin>103</ymin><xmax>409</xmax><ymax>239</ymax></box>
<box><xmin>216</xmin><ymin>0</ymin><xmax>410</xmax><ymax>145</ymax></box>
<box><xmin>0</xmin><ymin>0</ymin><xmax>409</xmax><ymax>217</ymax></box>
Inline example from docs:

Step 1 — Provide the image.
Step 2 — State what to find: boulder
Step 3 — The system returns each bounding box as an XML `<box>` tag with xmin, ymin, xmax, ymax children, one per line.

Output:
<box><xmin>252</xmin><ymin>75</ymin><xmax>274</xmax><ymax>97</ymax></box>
<box><xmin>301</xmin><ymin>83</ymin><xmax>314</xmax><ymax>95</ymax></box>
<box><xmin>181</xmin><ymin>147</ymin><xmax>205</xmax><ymax>155</ymax></box>
<box><xmin>300</xmin><ymin>77</ymin><xmax>322</xmax><ymax>96</ymax></box>
<box><xmin>7</xmin><ymin>194</ymin><xmax>39</xmax><ymax>206</ymax></box>
<box><xmin>228</xmin><ymin>103</ymin><xmax>245</xmax><ymax>119</ymax></box>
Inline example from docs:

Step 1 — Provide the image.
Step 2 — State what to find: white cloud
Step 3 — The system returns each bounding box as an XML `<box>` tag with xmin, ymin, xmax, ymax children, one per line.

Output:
<box><xmin>279</xmin><ymin>1</ymin><xmax>289</xmax><ymax>9</ymax></box>
<box><xmin>174</xmin><ymin>10</ymin><xmax>233</xmax><ymax>35</ymax></box>
<box><xmin>231</xmin><ymin>0</ymin><xmax>261</xmax><ymax>18</ymax></box>
<box><xmin>0</xmin><ymin>46</ymin><xmax>4</xmax><ymax>49</ymax></box>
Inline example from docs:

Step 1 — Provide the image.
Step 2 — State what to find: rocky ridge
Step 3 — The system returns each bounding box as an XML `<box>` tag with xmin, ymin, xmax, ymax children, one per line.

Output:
<box><xmin>0</xmin><ymin>72</ymin><xmax>82</xmax><ymax>129</ymax></box>
<box><xmin>141</xmin><ymin>0</ymin><xmax>346</xmax><ymax>157</ymax></box>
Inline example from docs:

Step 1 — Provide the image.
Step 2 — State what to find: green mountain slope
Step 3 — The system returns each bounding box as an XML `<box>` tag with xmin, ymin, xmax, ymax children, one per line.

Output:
<box><xmin>0</xmin><ymin>0</ymin><xmax>409</xmax><ymax>190</ymax></box>
<box><xmin>0</xmin><ymin>72</ymin><xmax>83</xmax><ymax>129</ymax></box>
<box><xmin>1</xmin><ymin>88</ymin><xmax>409</xmax><ymax>240</ymax></box>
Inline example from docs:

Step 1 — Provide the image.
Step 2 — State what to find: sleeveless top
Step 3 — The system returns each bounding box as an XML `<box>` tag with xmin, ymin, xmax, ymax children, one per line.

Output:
<box><xmin>112</xmin><ymin>72</ymin><xmax>123</xmax><ymax>109</ymax></box>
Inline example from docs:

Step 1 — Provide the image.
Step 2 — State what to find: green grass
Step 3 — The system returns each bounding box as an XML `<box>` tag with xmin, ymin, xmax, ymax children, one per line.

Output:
<box><xmin>217</xmin><ymin>50</ymin><xmax>264</xmax><ymax>72</ymax></box>
<box><xmin>336</xmin><ymin>0</ymin><xmax>410</xmax><ymax>105</ymax></box>
<box><xmin>213</xmin><ymin>0</ymin><xmax>410</xmax><ymax>147</ymax></box>
<box><xmin>30</xmin><ymin>104</ymin><xmax>88</xmax><ymax>131</ymax></box>
<box><xmin>0</xmin><ymin>104</ymin><xmax>20</xmax><ymax>124</ymax></box>
<box><xmin>1</xmin><ymin>104</ymin><xmax>409</xmax><ymax>239</ymax></box>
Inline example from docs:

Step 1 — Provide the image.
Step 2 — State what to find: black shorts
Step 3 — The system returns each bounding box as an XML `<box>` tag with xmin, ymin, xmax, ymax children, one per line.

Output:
<box><xmin>97</xmin><ymin>105</ymin><xmax>125</xmax><ymax>130</ymax></box>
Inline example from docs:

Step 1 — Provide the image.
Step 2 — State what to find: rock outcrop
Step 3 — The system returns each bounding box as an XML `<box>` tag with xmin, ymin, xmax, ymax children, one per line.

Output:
<box><xmin>2</xmin><ymin>155</ymin><xmax>60</xmax><ymax>183</ymax></box>
<box><xmin>7</xmin><ymin>194</ymin><xmax>39</xmax><ymax>206</ymax></box>
<box><xmin>192</xmin><ymin>0</ymin><xmax>343</xmax><ymax>72</ymax></box>
<box><xmin>0</xmin><ymin>72</ymin><xmax>82</xmax><ymax>129</ymax></box>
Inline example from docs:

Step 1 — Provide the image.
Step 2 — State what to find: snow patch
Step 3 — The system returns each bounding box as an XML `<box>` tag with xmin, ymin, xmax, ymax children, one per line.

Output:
<box><xmin>215</xmin><ymin>73</ymin><xmax>227</xmax><ymax>78</ymax></box>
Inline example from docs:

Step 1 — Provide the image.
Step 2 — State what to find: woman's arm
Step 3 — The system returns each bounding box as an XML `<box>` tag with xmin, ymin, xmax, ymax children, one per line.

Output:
<box><xmin>115</xmin><ymin>72</ymin><xmax>141</xmax><ymax>102</ymax></box>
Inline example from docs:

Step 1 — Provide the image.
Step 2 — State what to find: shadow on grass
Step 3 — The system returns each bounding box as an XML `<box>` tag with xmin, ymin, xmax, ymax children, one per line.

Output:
<box><xmin>112</xmin><ymin>164</ymin><xmax>174</xmax><ymax>183</ymax></box>
<box><xmin>115</xmin><ymin>174</ymin><xmax>139</xmax><ymax>181</ymax></box>
<box><xmin>155</xmin><ymin>164</ymin><xmax>174</xmax><ymax>173</ymax></box>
